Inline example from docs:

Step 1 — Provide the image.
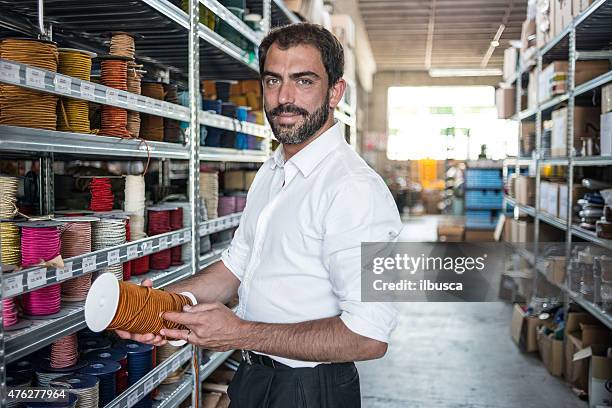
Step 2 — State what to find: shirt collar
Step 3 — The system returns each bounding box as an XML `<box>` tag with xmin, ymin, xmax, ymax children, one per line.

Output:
<box><xmin>269</xmin><ymin>121</ymin><xmax>344</xmax><ymax>177</ymax></box>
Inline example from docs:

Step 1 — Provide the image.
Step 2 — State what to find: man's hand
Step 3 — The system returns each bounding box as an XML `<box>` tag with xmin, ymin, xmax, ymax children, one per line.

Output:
<box><xmin>115</xmin><ymin>279</ymin><xmax>168</xmax><ymax>347</ymax></box>
<box><xmin>161</xmin><ymin>302</ymin><xmax>247</xmax><ymax>351</ymax></box>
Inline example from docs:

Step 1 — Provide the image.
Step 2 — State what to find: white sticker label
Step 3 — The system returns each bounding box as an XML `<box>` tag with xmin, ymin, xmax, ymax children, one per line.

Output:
<box><xmin>107</xmin><ymin>249</ymin><xmax>120</xmax><ymax>266</ymax></box>
<box><xmin>25</xmin><ymin>67</ymin><xmax>45</xmax><ymax>88</ymax></box>
<box><xmin>145</xmin><ymin>99</ymin><xmax>154</xmax><ymax>110</ymax></box>
<box><xmin>127</xmin><ymin>92</ymin><xmax>138</xmax><ymax>106</ymax></box>
<box><xmin>127</xmin><ymin>391</ymin><xmax>140</xmax><ymax>408</ymax></box>
<box><xmin>0</xmin><ymin>61</ymin><xmax>20</xmax><ymax>84</ymax></box>
<box><xmin>4</xmin><ymin>275</ymin><xmax>23</xmax><ymax>297</ymax></box>
<box><xmin>82</xmin><ymin>255</ymin><xmax>97</xmax><ymax>273</ymax></box>
<box><xmin>127</xmin><ymin>244</ymin><xmax>138</xmax><ymax>260</ymax></box>
<box><xmin>106</xmin><ymin>88</ymin><xmax>119</xmax><ymax>104</ymax></box>
<box><xmin>137</xmin><ymin>97</ymin><xmax>146</xmax><ymax>108</ymax></box>
<box><xmin>167</xmin><ymin>103</ymin><xmax>175</xmax><ymax>114</ymax></box>
<box><xmin>80</xmin><ymin>82</ymin><xmax>96</xmax><ymax>99</ymax></box>
<box><xmin>159</xmin><ymin>236</ymin><xmax>168</xmax><ymax>250</ymax></box>
<box><xmin>27</xmin><ymin>268</ymin><xmax>47</xmax><ymax>289</ymax></box>
<box><xmin>57</xmin><ymin>262</ymin><xmax>73</xmax><ymax>281</ymax></box>
<box><xmin>54</xmin><ymin>74</ymin><xmax>72</xmax><ymax>94</ymax></box>
<box><xmin>171</xmin><ymin>358</ymin><xmax>181</xmax><ymax>371</ymax></box>
<box><xmin>144</xmin><ymin>377</ymin><xmax>155</xmax><ymax>394</ymax></box>
<box><xmin>183</xmin><ymin>230</ymin><xmax>191</xmax><ymax>242</ymax></box>
<box><xmin>154</xmin><ymin>101</ymin><xmax>163</xmax><ymax>112</ymax></box>
<box><xmin>171</xmin><ymin>233</ymin><xmax>180</xmax><ymax>246</ymax></box>
<box><xmin>142</xmin><ymin>241</ymin><xmax>153</xmax><ymax>255</ymax></box>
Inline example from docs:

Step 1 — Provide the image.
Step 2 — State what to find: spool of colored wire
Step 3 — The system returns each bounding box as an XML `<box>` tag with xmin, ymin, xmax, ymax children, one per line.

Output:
<box><xmin>120</xmin><ymin>341</ymin><xmax>154</xmax><ymax>408</ymax></box>
<box><xmin>3</xmin><ymin>297</ymin><xmax>19</xmax><ymax>327</ymax></box>
<box><xmin>148</xmin><ymin>208</ymin><xmax>171</xmax><ymax>270</ymax></box>
<box><xmin>51</xmin><ymin>334</ymin><xmax>79</xmax><ymax>369</ymax></box>
<box><xmin>79</xmin><ymin>336</ymin><xmax>112</xmax><ymax>355</ymax></box>
<box><xmin>1</xmin><ymin>221</ymin><xmax>21</xmax><ymax>265</ymax></box>
<box><xmin>109</xmin><ymin>33</ymin><xmax>136</xmax><ymax>59</ymax></box>
<box><xmin>20</xmin><ymin>223</ymin><xmax>62</xmax><ymax>316</ymax></box>
<box><xmin>24</xmin><ymin>394</ymin><xmax>78</xmax><ymax>408</ymax></box>
<box><xmin>78</xmin><ymin>360</ymin><xmax>120</xmax><ymax>407</ymax></box>
<box><xmin>163</xmin><ymin>84</ymin><xmax>181</xmax><ymax>143</ymax></box>
<box><xmin>84</xmin><ymin>347</ymin><xmax>128</xmax><ymax>394</ymax></box>
<box><xmin>132</xmin><ymin>255</ymin><xmax>150</xmax><ymax>275</ymax></box>
<box><xmin>0</xmin><ymin>175</ymin><xmax>19</xmax><ymax>218</ymax></box>
<box><xmin>169</xmin><ymin>207</ymin><xmax>183</xmax><ymax>265</ymax></box>
<box><xmin>89</xmin><ymin>177</ymin><xmax>114</xmax><ymax>212</ymax></box>
<box><xmin>58</xmin><ymin>219</ymin><xmax>94</xmax><ymax>301</ymax></box>
<box><xmin>100</xmin><ymin>57</ymin><xmax>130</xmax><ymax>138</ymax></box>
<box><xmin>218</xmin><ymin>195</ymin><xmax>237</xmax><ymax>217</ymax></box>
<box><xmin>92</xmin><ymin>217</ymin><xmax>126</xmax><ymax>280</ymax></box>
<box><xmin>0</xmin><ymin>39</ymin><xmax>59</xmax><ymax>130</ymax></box>
<box><xmin>50</xmin><ymin>374</ymin><xmax>99</xmax><ymax>408</ymax></box>
<box><xmin>157</xmin><ymin>344</ymin><xmax>184</xmax><ymax>384</ymax></box>
<box><xmin>199</xmin><ymin>171</ymin><xmax>219</xmax><ymax>219</ymax></box>
<box><xmin>36</xmin><ymin>359</ymin><xmax>86</xmax><ymax>388</ymax></box>
<box><xmin>57</xmin><ymin>49</ymin><xmax>95</xmax><ymax>134</ymax></box>
<box><xmin>127</xmin><ymin>62</ymin><xmax>144</xmax><ymax>138</ymax></box>
<box><xmin>140</xmin><ymin>82</ymin><xmax>165</xmax><ymax>142</ymax></box>
<box><xmin>235</xmin><ymin>193</ymin><xmax>247</xmax><ymax>212</ymax></box>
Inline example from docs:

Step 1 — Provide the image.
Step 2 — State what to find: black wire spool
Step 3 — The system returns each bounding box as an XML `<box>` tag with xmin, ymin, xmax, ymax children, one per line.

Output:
<box><xmin>78</xmin><ymin>359</ymin><xmax>121</xmax><ymax>407</ymax></box>
<box><xmin>79</xmin><ymin>336</ymin><xmax>112</xmax><ymax>355</ymax></box>
<box><xmin>116</xmin><ymin>340</ymin><xmax>154</xmax><ymax>408</ymax></box>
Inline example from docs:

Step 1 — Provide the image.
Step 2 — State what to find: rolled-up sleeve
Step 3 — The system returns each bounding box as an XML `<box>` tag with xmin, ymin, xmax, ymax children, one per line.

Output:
<box><xmin>221</xmin><ymin>211</ymin><xmax>251</xmax><ymax>281</ymax></box>
<box><xmin>323</xmin><ymin>174</ymin><xmax>403</xmax><ymax>343</ymax></box>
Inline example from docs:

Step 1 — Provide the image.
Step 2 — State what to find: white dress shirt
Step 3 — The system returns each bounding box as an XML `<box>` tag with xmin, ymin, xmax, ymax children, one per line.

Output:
<box><xmin>221</xmin><ymin>121</ymin><xmax>402</xmax><ymax>368</ymax></box>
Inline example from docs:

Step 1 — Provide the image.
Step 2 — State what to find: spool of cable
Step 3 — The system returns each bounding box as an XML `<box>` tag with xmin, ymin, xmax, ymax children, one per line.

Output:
<box><xmin>36</xmin><ymin>359</ymin><xmax>86</xmax><ymax>388</ymax></box>
<box><xmin>92</xmin><ymin>216</ymin><xmax>126</xmax><ymax>280</ymax></box>
<box><xmin>85</xmin><ymin>273</ymin><xmax>195</xmax><ymax>346</ymax></box>
<box><xmin>19</xmin><ymin>221</ymin><xmax>62</xmax><ymax>316</ymax></box>
<box><xmin>127</xmin><ymin>63</ymin><xmax>144</xmax><ymax>138</ymax></box>
<box><xmin>0</xmin><ymin>175</ymin><xmax>19</xmax><ymax>218</ymax></box>
<box><xmin>24</xmin><ymin>394</ymin><xmax>78</xmax><ymax>408</ymax></box>
<box><xmin>0</xmin><ymin>38</ymin><xmax>59</xmax><ymax>130</ymax></box>
<box><xmin>8</xmin><ymin>358</ymin><xmax>35</xmax><ymax>377</ymax></box>
<box><xmin>78</xmin><ymin>360</ymin><xmax>121</xmax><ymax>407</ymax></box>
<box><xmin>1</xmin><ymin>221</ymin><xmax>21</xmax><ymax>266</ymax></box>
<box><xmin>218</xmin><ymin>196</ymin><xmax>237</xmax><ymax>217</ymax></box>
<box><xmin>79</xmin><ymin>336</ymin><xmax>112</xmax><ymax>355</ymax></box>
<box><xmin>99</xmin><ymin>56</ymin><xmax>131</xmax><ymax>138</ymax></box>
<box><xmin>156</xmin><ymin>344</ymin><xmax>184</xmax><ymax>384</ymax></box>
<box><xmin>234</xmin><ymin>193</ymin><xmax>247</xmax><ymax>212</ymax></box>
<box><xmin>132</xmin><ymin>255</ymin><xmax>150</xmax><ymax>276</ymax></box>
<box><xmin>119</xmin><ymin>341</ymin><xmax>154</xmax><ymax>408</ymax></box>
<box><xmin>109</xmin><ymin>32</ymin><xmax>136</xmax><ymax>59</ymax></box>
<box><xmin>168</xmin><ymin>207</ymin><xmax>183</xmax><ymax>265</ymax></box>
<box><xmin>140</xmin><ymin>82</ymin><xmax>165</xmax><ymax>142</ymax></box>
<box><xmin>50</xmin><ymin>374</ymin><xmax>99</xmax><ymax>408</ymax></box>
<box><xmin>51</xmin><ymin>334</ymin><xmax>79</xmax><ymax>369</ymax></box>
<box><xmin>57</xmin><ymin>217</ymin><xmax>97</xmax><ymax>301</ymax></box>
<box><xmin>57</xmin><ymin>49</ymin><xmax>96</xmax><ymax>133</ymax></box>
<box><xmin>163</xmin><ymin>84</ymin><xmax>181</xmax><ymax>143</ymax></box>
<box><xmin>7</xmin><ymin>372</ymin><xmax>32</xmax><ymax>408</ymax></box>
<box><xmin>199</xmin><ymin>171</ymin><xmax>219</xmax><ymax>219</ymax></box>
<box><xmin>88</xmin><ymin>177</ymin><xmax>114</xmax><ymax>212</ymax></box>
<box><xmin>147</xmin><ymin>207</ymin><xmax>172</xmax><ymax>270</ymax></box>
<box><xmin>84</xmin><ymin>347</ymin><xmax>128</xmax><ymax>395</ymax></box>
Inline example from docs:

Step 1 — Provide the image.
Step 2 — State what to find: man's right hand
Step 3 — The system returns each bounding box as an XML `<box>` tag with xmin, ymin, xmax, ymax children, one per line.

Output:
<box><xmin>114</xmin><ymin>279</ymin><xmax>168</xmax><ymax>347</ymax></box>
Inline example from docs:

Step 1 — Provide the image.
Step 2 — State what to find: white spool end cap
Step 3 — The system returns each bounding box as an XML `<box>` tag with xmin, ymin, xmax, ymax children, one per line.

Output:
<box><xmin>168</xmin><ymin>291</ymin><xmax>197</xmax><ymax>347</ymax></box>
<box><xmin>85</xmin><ymin>273</ymin><xmax>120</xmax><ymax>332</ymax></box>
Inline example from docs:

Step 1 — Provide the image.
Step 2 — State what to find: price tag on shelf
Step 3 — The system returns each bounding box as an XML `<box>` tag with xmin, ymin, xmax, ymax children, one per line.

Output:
<box><xmin>27</xmin><ymin>268</ymin><xmax>47</xmax><ymax>289</ymax></box>
<box><xmin>127</xmin><ymin>244</ymin><xmax>138</xmax><ymax>260</ymax></box>
<box><xmin>167</xmin><ymin>103</ymin><xmax>175</xmax><ymax>114</ymax></box>
<box><xmin>159</xmin><ymin>236</ymin><xmax>168</xmax><ymax>250</ymax></box>
<box><xmin>107</xmin><ymin>249</ymin><xmax>120</xmax><ymax>266</ymax></box>
<box><xmin>0</xmin><ymin>61</ymin><xmax>20</xmax><ymax>84</ymax></box>
<box><xmin>171</xmin><ymin>358</ymin><xmax>181</xmax><ymax>371</ymax></box>
<box><xmin>153</xmin><ymin>101</ymin><xmax>163</xmax><ymax>112</ymax></box>
<box><xmin>127</xmin><ymin>92</ymin><xmax>138</xmax><ymax>107</ymax></box>
<box><xmin>127</xmin><ymin>390</ymin><xmax>140</xmax><ymax>408</ymax></box>
<box><xmin>183</xmin><ymin>230</ymin><xmax>191</xmax><ymax>242</ymax></box>
<box><xmin>82</xmin><ymin>255</ymin><xmax>97</xmax><ymax>273</ymax></box>
<box><xmin>80</xmin><ymin>82</ymin><xmax>96</xmax><ymax>99</ymax></box>
<box><xmin>171</xmin><ymin>233</ymin><xmax>180</xmax><ymax>246</ymax></box>
<box><xmin>144</xmin><ymin>376</ymin><xmax>155</xmax><ymax>394</ymax></box>
<box><xmin>57</xmin><ymin>262</ymin><xmax>73</xmax><ymax>281</ymax></box>
<box><xmin>136</xmin><ymin>97</ymin><xmax>146</xmax><ymax>108</ymax></box>
<box><xmin>4</xmin><ymin>275</ymin><xmax>23</xmax><ymax>297</ymax></box>
<box><xmin>25</xmin><ymin>67</ymin><xmax>45</xmax><ymax>88</ymax></box>
<box><xmin>106</xmin><ymin>88</ymin><xmax>119</xmax><ymax>104</ymax></box>
<box><xmin>54</xmin><ymin>74</ymin><xmax>72</xmax><ymax>95</ymax></box>
<box><xmin>142</xmin><ymin>241</ymin><xmax>153</xmax><ymax>255</ymax></box>
<box><xmin>145</xmin><ymin>99</ymin><xmax>154</xmax><ymax>110</ymax></box>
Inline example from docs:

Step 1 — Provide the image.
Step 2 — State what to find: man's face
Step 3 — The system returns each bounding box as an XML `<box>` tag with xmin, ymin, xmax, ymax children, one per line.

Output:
<box><xmin>262</xmin><ymin>43</ymin><xmax>331</xmax><ymax>145</ymax></box>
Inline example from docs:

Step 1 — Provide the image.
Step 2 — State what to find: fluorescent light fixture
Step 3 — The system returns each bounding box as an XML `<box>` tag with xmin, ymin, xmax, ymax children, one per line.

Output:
<box><xmin>428</xmin><ymin>68</ymin><xmax>503</xmax><ymax>77</ymax></box>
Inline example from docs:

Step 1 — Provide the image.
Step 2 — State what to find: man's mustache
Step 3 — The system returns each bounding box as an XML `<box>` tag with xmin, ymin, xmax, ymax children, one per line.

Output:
<box><xmin>270</xmin><ymin>104</ymin><xmax>309</xmax><ymax>117</ymax></box>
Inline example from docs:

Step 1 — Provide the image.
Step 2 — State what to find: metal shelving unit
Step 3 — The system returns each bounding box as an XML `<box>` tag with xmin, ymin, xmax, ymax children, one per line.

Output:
<box><xmin>504</xmin><ymin>0</ymin><xmax>612</xmax><ymax>330</ymax></box>
<box><xmin>0</xmin><ymin>0</ymin><xmax>317</xmax><ymax>406</ymax></box>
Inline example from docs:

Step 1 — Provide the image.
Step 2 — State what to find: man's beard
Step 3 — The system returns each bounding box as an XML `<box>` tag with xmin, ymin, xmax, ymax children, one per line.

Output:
<box><xmin>265</xmin><ymin>95</ymin><xmax>330</xmax><ymax>145</ymax></box>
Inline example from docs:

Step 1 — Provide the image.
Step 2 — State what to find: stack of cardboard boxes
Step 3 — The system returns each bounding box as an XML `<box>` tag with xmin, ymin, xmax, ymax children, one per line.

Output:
<box><xmin>535</xmin><ymin>0</ymin><xmax>596</xmax><ymax>49</ymax></box>
<box><xmin>331</xmin><ymin>15</ymin><xmax>356</xmax><ymax>84</ymax></box>
<box><xmin>515</xmin><ymin>175</ymin><xmax>536</xmax><ymax>207</ymax></box>
<box><xmin>601</xmin><ymin>83</ymin><xmax>612</xmax><ymax>156</ymax></box>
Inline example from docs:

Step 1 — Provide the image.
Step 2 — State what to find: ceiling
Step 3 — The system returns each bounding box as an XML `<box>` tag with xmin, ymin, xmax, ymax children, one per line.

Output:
<box><xmin>358</xmin><ymin>0</ymin><xmax>528</xmax><ymax>72</ymax></box>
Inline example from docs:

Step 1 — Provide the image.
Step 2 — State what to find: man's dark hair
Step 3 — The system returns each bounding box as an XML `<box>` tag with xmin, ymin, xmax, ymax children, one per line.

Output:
<box><xmin>258</xmin><ymin>23</ymin><xmax>344</xmax><ymax>87</ymax></box>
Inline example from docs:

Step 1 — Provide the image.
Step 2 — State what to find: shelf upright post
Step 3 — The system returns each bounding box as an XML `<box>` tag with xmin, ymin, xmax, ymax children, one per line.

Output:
<box><xmin>39</xmin><ymin>155</ymin><xmax>54</xmax><ymax>215</ymax></box>
<box><xmin>0</xmin><ymin>268</ymin><xmax>4</xmax><ymax>408</ymax></box>
<box><xmin>513</xmin><ymin>62</ymin><xmax>522</xmax><ymax>221</ymax></box>
<box><xmin>188</xmin><ymin>0</ymin><xmax>202</xmax><ymax>405</ymax></box>
<box><xmin>532</xmin><ymin>50</ymin><xmax>543</xmax><ymax>298</ymax></box>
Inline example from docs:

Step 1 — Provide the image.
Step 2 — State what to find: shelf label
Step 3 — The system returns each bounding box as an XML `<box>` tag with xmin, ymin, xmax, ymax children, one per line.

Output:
<box><xmin>54</xmin><ymin>74</ymin><xmax>72</xmax><ymax>95</ymax></box>
<box><xmin>159</xmin><ymin>236</ymin><xmax>168</xmax><ymax>250</ymax></box>
<box><xmin>137</xmin><ymin>97</ymin><xmax>146</xmax><ymax>108</ymax></box>
<box><xmin>171</xmin><ymin>358</ymin><xmax>181</xmax><ymax>371</ymax></box>
<box><xmin>127</xmin><ymin>390</ymin><xmax>140</xmax><ymax>408</ymax></box>
<box><xmin>82</xmin><ymin>255</ymin><xmax>97</xmax><ymax>273</ymax></box>
<box><xmin>127</xmin><ymin>244</ymin><xmax>138</xmax><ymax>260</ymax></box>
<box><xmin>127</xmin><ymin>92</ymin><xmax>138</xmax><ymax>106</ymax></box>
<box><xmin>183</xmin><ymin>230</ymin><xmax>191</xmax><ymax>242</ymax></box>
<box><xmin>142</xmin><ymin>241</ymin><xmax>153</xmax><ymax>255</ymax></box>
<box><xmin>27</xmin><ymin>268</ymin><xmax>47</xmax><ymax>289</ymax></box>
<box><xmin>153</xmin><ymin>101</ymin><xmax>163</xmax><ymax>112</ymax></box>
<box><xmin>4</xmin><ymin>275</ymin><xmax>23</xmax><ymax>297</ymax></box>
<box><xmin>107</xmin><ymin>249</ymin><xmax>120</xmax><ymax>266</ymax></box>
<box><xmin>25</xmin><ymin>67</ymin><xmax>45</xmax><ymax>88</ymax></box>
<box><xmin>0</xmin><ymin>61</ymin><xmax>20</xmax><ymax>84</ymax></box>
<box><xmin>80</xmin><ymin>82</ymin><xmax>96</xmax><ymax>99</ymax></box>
<box><xmin>106</xmin><ymin>88</ymin><xmax>119</xmax><ymax>104</ymax></box>
<box><xmin>171</xmin><ymin>233</ymin><xmax>180</xmax><ymax>246</ymax></box>
<box><xmin>167</xmin><ymin>103</ymin><xmax>175</xmax><ymax>114</ymax></box>
<box><xmin>57</xmin><ymin>262</ymin><xmax>73</xmax><ymax>281</ymax></box>
<box><xmin>144</xmin><ymin>377</ymin><xmax>155</xmax><ymax>394</ymax></box>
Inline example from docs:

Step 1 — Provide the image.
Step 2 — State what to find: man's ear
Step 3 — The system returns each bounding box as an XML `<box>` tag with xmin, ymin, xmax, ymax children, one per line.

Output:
<box><xmin>328</xmin><ymin>78</ymin><xmax>346</xmax><ymax>110</ymax></box>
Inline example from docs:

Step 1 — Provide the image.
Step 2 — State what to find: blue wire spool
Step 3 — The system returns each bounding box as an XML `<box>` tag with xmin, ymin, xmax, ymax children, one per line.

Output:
<box><xmin>83</xmin><ymin>347</ymin><xmax>127</xmax><ymax>364</ymax></box>
<box><xmin>116</xmin><ymin>340</ymin><xmax>154</xmax><ymax>408</ymax></box>
<box><xmin>78</xmin><ymin>359</ymin><xmax>121</xmax><ymax>407</ymax></box>
<box><xmin>24</xmin><ymin>393</ymin><xmax>78</xmax><ymax>408</ymax></box>
<box><xmin>79</xmin><ymin>336</ymin><xmax>112</xmax><ymax>355</ymax></box>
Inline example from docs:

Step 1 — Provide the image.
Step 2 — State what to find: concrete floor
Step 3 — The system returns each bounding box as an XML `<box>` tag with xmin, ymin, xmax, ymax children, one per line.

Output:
<box><xmin>357</xmin><ymin>216</ymin><xmax>586</xmax><ymax>408</ymax></box>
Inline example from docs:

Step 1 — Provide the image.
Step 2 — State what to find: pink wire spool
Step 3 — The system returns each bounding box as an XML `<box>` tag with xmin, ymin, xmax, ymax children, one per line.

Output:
<box><xmin>57</xmin><ymin>218</ymin><xmax>96</xmax><ymax>302</ymax></box>
<box><xmin>50</xmin><ymin>333</ymin><xmax>79</xmax><ymax>369</ymax></box>
<box><xmin>3</xmin><ymin>298</ymin><xmax>18</xmax><ymax>327</ymax></box>
<box><xmin>20</xmin><ymin>223</ymin><xmax>62</xmax><ymax>316</ymax></box>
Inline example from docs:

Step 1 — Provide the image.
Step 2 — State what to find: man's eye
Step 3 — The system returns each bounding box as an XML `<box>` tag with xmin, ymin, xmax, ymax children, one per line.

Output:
<box><xmin>266</xmin><ymin>78</ymin><xmax>279</xmax><ymax>86</ymax></box>
<box><xmin>297</xmin><ymin>79</ymin><xmax>313</xmax><ymax>85</ymax></box>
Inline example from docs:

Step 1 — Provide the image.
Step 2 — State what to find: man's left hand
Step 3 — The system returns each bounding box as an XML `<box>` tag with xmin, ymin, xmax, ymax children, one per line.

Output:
<box><xmin>161</xmin><ymin>302</ymin><xmax>247</xmax><ymax>351</ymax></box>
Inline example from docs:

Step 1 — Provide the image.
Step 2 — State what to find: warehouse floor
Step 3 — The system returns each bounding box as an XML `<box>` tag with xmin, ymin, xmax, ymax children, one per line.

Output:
<box><xmin>358</xmin><ymin>216</ymin><xmax>586</xmax><ymax>408</ymax></box>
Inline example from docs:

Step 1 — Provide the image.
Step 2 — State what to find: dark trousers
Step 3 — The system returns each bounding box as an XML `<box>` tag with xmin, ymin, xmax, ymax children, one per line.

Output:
<box><xmin>228</xmin><ymin>360</ymin><xmax>361</xmax><ymax>407</ymax></box>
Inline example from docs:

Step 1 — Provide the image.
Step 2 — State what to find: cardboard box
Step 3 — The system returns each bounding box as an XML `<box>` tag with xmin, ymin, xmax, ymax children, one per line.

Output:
<box><xmin>564</xmin><ymin>312</ymin><xmax>604</xmax><ymax>386</ymax></box>
<box><xmin>496</xmin><ymin>87</ymin><xmax>516</xmax><ymax>119</ymax></box>
<box><xmin>516</xmin><ymin>219</ymin><xmax>534</xmax><ymax>242</ymax></box>
<box><xmin>540</xmin><ymin>181</ymin><xmax>550</xmax><ymax>215</ymax></box>
<box><xmin>575</xmin><ymin>61</ymin><xmax>610</xmax><ymax>86</ymax></box>
<box><xmin>554</xmin><ymin>0</ymin><xmax>573</xmax><ymax>35</ymax></box>
<box><xmin>516</xmin><ymin>175</ymin><xmax>536</xmax><ymax>206</ymax></box>
<box><xmin>574</xmin><ymin>345</ymin><xmax>612</xmax><ymax>407</ymax></box>
<box><xmin>437</xmin><ymin>224</ymin><xmax>464</xmax><ymax>242</ymax></box>
<box><xmin>548</xmin><ymin>182</ymin><xmax>560</xmax><ymax>217</ymax></box>
<box><xmin>548</xmin><ymin>256</ymin><xmax>566</xmax><ymax>284</ymax></box>
<box><xmin>465</xmin><ymin>229</ymin><xmax>494</xmax><ymax>242</ymax></box>
<box><xmin>552</xmin><ymin>106</ymin><xmax>600</xmax><ymax>156</ymax></box>
<box><xmin>602</xmin><ymin>112</ymin><xmax>612</xmax><ymax>156</ymax></box>
<box><xmin>558</xmin><ymin>184</ymin><xmax>588</xmax><ymax>221</ymax></box>
<box><xmin>603</xmin><ymin>83</ymin><xmax>612</xmax><ymax>114</ymax></box>
<box><xmin>521</xmin><ymin>19</ymin><xmax>537</xmax><ymax>53</ymax></box>
<box><xmin>537</xmin><ymin>329</ymin><xmax>564</xmax><ymax>376</ymax></box>
<box><xmin>536</xmin><ymin>0</ymin><xmax>556</xmax><ymax>48</ymax></box>
<box><xmin>511</xmin><ymin>303</ymin><xmax>541</xmax><ymax>352</ymax></box>
<box><xmin>540</xmin><ymin>61</ymin><xmax>568</xmax><ymax>103</ymax></box>
<box><xmin>331</xmin><ymin>15</ymin><xmax>355</xmax><ymax>49</ymax></box>
<box><xmin>503</xmin><ymin>47</ymin><xmax>519</xmax><ymax>82</ymax></box>
<box><xmin>574</xmin><ymin>0</ymin><xmax>595</xmax><ymax>15</ymax></box>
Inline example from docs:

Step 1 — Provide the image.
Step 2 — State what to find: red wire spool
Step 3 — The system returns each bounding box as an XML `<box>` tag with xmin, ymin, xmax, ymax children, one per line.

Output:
<box><xmin>132</xmin><ymin>255</ymin><xmax>150</xmax><ymax>275</ymax></box>
<box><xmin>99</xmin><ymin>57</ymin><xmax>130</xmax><ymax>138</ymax></box>
<box><xmin>148</xmin><ymin>208</ymin><xmax>171</xmax><ymax>270</ymax></box>
<box><xmin>169</xmin><ymin>208</ymin><xmax>183</xmax><ymax>265</ymax></box>
<box><xmin>89</xmin><ymin>178</ymin><xmax>114</xmax><ymax>212</ymax></box>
